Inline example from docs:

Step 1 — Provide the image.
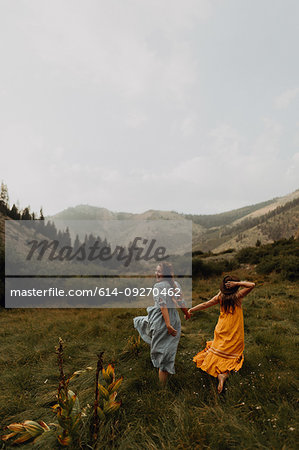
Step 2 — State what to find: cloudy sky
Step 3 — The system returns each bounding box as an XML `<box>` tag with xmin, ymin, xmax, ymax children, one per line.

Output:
<box><xmin>1</xmin><ymin>0</ymin><xmax>298</xmax><ymax>215</ymax></box>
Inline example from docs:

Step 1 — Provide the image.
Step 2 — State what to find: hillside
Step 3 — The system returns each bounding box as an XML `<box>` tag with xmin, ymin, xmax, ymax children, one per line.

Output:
<box><xmin>231</xmin><ymin>189</ymin><xmax>299</xmax><ymax>225</ymax></box>
<box><xmin>193</xmin><ymin>196</ymin><xmax>299</xmax><ymax>252</ymax></box>
<box><xmin>213</xmin><ymin>202</ymin><xmax>299</xmax><ymax>253</ymax></box>
<box><xmin>184</xmin><ymin>198</ymin><xmax>278</xmax><ymax>228</ymax></box>
<box><xmin>49</xmin><ymin>189</ymin><xmax>299</xmax><ymax>252</ymax></box>
<box><xmin>2</xmin><ymin>188</ymin><xmax>298</xmax><ymax>253</ymax></box>
<box><xmin>0</xmin><ymin>212</ymin><xmax>8</xmax><ymax>246</ymax></box>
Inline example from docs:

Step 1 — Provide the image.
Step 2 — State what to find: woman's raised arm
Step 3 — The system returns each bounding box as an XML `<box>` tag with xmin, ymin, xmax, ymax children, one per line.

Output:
<box><xmin>188</xmin><ymin>291</ymin><xmax>221</xmax><ymax>314</ymax></box>
<box><xmin>226</xmin><ymin>280</ymin><xmax>255</xmax><ymax>299</ymax></box>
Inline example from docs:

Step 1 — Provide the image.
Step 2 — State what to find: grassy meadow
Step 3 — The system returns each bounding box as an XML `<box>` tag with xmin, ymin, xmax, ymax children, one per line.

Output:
<box><xmin>0</xmin><ymin>269</ymin><xmax>298</xmax><ymax>449</ymax></box>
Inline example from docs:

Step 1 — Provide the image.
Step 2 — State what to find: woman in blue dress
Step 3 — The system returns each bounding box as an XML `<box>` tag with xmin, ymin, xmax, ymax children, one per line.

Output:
<box><xmin>133</xmin><ymin>262</ymin><xmax>190</xmax><ymax>385</ymax></box>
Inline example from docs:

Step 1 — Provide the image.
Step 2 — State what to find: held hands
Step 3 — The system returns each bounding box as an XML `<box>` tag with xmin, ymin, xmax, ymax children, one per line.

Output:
<box><xmin>187</xmin><ymin>308</ymin><xmax>193</xmax><ymax>317</ymax></box>
<box><xmin>183</xmin><ymin>309</ymin><xmax>191</xmax><ymax>320</ymax></box>
<box><xmin>167</xmin><ymin>325</ymin><xmax>177</xmax><ymax>336</ymax></box>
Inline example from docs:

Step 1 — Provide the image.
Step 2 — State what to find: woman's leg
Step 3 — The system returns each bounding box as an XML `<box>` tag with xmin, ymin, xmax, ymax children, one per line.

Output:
<box><xmin>217</xmin><ymin>372</ymin><xmax>229</xmax><ymax>393</ymax></box>
<box><xmin>159</xmin><ymin>369</ymin><xmax>169</xmax><ymax>385</ymax></box>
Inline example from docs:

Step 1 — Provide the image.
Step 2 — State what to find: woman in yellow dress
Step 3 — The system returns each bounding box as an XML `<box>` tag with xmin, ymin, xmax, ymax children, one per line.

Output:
<box><xmin>188</xmin><ymin>276</ymin><xmax>255</xmax><ymax>393</ymax></box>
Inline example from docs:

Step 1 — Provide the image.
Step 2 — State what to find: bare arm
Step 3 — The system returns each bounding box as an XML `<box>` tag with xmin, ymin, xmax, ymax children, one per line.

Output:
<box><xmin>188</xmin><ymin>292</ymin><xmax>220</xmax><ymax>315</ymax></box>
<box><xmin>160</xmin><ymin>306</ymin><xmax>177</xmax><ymax>336</ymax></box>
<box><xmin>173</xmin><ymin>283</ymin><xmax>191</xmax><ymax>320</ymax></box>
<box><xmin>226</xmin><ymin>281</ymin><xmax>255</xmax><ymax>299</ymax></box>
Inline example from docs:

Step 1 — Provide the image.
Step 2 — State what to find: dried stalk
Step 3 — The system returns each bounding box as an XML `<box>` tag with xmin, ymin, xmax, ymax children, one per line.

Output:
<box><xmin>56</xmin><ymin>337</ymin><xmax>68</xmax><ymax>399</ymax></box>
<box><xmin>93</xmin><ymin>351</ymin><xmax>104</xmax><ymax>443</ymax></box>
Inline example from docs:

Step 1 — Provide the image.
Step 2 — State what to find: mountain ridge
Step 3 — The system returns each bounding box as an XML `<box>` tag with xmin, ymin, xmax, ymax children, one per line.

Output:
<box><xmin>47</xmin><ymin>189</ymin><xmax>299</xmax><ymax>252</ymax></box>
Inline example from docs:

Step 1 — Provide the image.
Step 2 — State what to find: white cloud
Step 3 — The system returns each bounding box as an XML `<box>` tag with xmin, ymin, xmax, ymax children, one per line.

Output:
<box><xmin>180</xmin><ymin>115</ymin><xmax>199</xmax><ymax>137</ymax></box>
<box><xmin>252</xmin><ymin>118</ymin><xmax>283</xmax><ymax>156</ymax></box>
<box><xmin>13</xmin><ymin>0</ymin><xmax>209</xmax><ymax>102</ymax></box>
<box><xmin>1</xmin><ymin>1</ymin><xmax>299</xmax><ymax>216</ymax></box>
<box><xmin>275</xmin><ymin>87</ymin><xmax>299</xmax><ymax>109</ymax></box>
<box><xmin>124</xmin><ymin>111</ymin><xmax>147</xmax><ymax>129</ymax></box>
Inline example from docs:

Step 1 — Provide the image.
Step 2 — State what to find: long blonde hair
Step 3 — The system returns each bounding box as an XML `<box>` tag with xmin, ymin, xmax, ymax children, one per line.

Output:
<box><xmin>220</xmin><ymin>292</ymin><xmax>241</xmax><ymax>313</ymax></box>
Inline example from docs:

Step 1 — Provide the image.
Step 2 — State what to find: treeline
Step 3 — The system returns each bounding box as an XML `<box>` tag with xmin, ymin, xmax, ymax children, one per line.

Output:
<box><xmin>0</xmin><ymin>181</ymin><xmax>74</xmax><ymax>250</ymax></box>
<box><xmin>192</xmin><ymin>237</ymin><xmax>299</xmax><ymax>281</ymax></box>
<box><xmin>0</xmin><ymin>181</ymin><xmax>114</xmax><ymax>260</ymax></box>
<box><xmin>185</xmin><ymin>199</ymin><xmax>276</xmax><ymax>229</ymax></box>
<box><xmin>221</xmin><ymin>197</ymin><xmax>299</xmax><ymax>238</ymax></box>
<box><xmin>0</xmin><ymin>181</ymin><xmax>44</xmax><ymax>221</ymax></box>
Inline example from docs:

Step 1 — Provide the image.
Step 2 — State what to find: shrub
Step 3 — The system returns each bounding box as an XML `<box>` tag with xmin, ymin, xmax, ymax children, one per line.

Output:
<box><xmin>279</xmin><ymin>255</ymin><xmax>299</xmax><ymax>281</ymax></box>
<box><xmin>235</xmin><ymin>247</ymin><xmax>260</xmax><ymax>264</ymax></box>
<box><xmin>256</xmin><ymin>256</ymin><xmax>280</xmax><ymax>275</ymax></box>
<box><xmin>192</xmin><ymin>257</ymin><xmax>237</xmax><ymax>278</ymax></box>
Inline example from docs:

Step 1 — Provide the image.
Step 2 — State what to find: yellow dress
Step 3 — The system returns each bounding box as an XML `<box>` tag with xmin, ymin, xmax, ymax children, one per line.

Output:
<box><xmin>193</xmin><ymin>302</ymin><xmax>244</xmax><ymax>377</ymax></box>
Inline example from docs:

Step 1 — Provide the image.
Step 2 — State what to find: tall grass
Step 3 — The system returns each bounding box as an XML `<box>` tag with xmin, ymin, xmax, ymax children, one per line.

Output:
<box><xmin>1</xmin><ymin>269</ymin><xmax>298</xmax><ymax>449</ymax></box>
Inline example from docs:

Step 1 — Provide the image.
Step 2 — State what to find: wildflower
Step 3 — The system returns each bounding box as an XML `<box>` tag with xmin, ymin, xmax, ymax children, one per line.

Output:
<box><xmin>256</xmin><ymin>406</ymin><xmax>262</xmax><ymax>410</ymax></box>
<box><xmin>289</xmin><ymin>427</ymin><xmax>295</xmax><ymax>431</ymax></box>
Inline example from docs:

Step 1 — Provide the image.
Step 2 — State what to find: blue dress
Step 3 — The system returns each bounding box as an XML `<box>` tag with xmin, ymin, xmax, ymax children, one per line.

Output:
<box><xmin>133</xmin><ymin>280</ymin><xmax>184</xmax><ymax>374</ymax></box>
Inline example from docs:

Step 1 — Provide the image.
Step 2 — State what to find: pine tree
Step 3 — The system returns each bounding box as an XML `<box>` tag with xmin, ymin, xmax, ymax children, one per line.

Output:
<box><xmin>0</xmin><ymin>181</ymin><xmax>9</xmax><ymax>214</ymax></box>
<box><xmin>62</xmin><ymin>227</ymin><xmax>72</xmax><ymax>247</ymax></box>
<box><xmin>39</xmin><ymin>207</ymin><xmax>45</xmax><ymax>220</ymax></box>
<box><xmin>73</xmin><ymin>234</ymin><xmax>81</xmax><ymax>253</ymax></box>
<box><xmin>57</xmin><ymin>230</ymin><xmax>63</xmax><ymax>247</ymax></box>
<box><xmin>10</xmin><ymin>204</ymin><xmax>20</xmax><ymax>220</ymax></box>
<box><xmin>21</xmin><ymin>207</ymin><xmax>31</xmax><ymax>220</ymax></box>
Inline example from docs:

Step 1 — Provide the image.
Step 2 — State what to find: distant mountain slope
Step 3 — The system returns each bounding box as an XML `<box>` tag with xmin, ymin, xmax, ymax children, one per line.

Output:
<box><xmin>184</xmin><ymin>198</ymin><xmax>278</xmax><ymax>228</ymax></box>
<box><xmin>192</xmin><ymin>193</ymin><xmax>299</xmax><ymax>252</ymax></box>
<box><xmin>231</xmin><ymin>189</ymin><xmax>299</xmax><ymax>226</ymax></box>
<box><xmin>48</xmin><ymin>188</ymin><xmax>299</xmax><ymax>252</ymax></box>
<box><xmin>212</xmin><ymin>202</ymin><xmax>299</xmax><ymax>253</ymax></box>
<box><xmin>50</xmin><ymin>205</ymin><xmax>187</xmax><ymax>221</ymax></box>
<box><xmin>50</xmin><ymin>205</ymin><xmax>120</xmax><ymax>220</ymax></box>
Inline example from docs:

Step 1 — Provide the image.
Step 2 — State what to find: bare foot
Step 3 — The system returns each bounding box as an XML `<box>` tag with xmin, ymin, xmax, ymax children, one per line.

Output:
<box><xmin>217</xmin><ymin>373</ymin><xmax>228</xmax><ymax>394</ymax></box>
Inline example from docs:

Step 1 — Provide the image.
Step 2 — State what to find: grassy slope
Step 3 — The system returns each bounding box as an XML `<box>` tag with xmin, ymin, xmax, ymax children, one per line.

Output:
<box><xmin>1</xmin><ymin>269</ymin><xmax>298</xmax><ymax>449</ymax></box>
<box><xmin>212</xmin><ymin>204</ymin><xmax>299</xmax><ymax>253</ymax></box>
<box><xmin>193</xmin><ymin>203</ymin><xmax>299</xmax><ymax>253</ymax></box>
<box><xmin>185</xmin><ymin>199</ymin><xmax>278</xmax><ymax>229</ymax></box>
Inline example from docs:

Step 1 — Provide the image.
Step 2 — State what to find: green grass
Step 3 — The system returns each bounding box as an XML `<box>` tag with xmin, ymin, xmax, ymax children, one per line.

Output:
<box><xmin>1</xmin><ymin>269</ymin><xmax>298</xmax><ymax>449</ymax></box>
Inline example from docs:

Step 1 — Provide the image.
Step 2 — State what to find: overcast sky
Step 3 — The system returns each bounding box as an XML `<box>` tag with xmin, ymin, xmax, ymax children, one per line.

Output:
<box><xmin>1</xmin><ymin>0</ymin><xmax>299</xmax><ymax>215</ymax></box>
